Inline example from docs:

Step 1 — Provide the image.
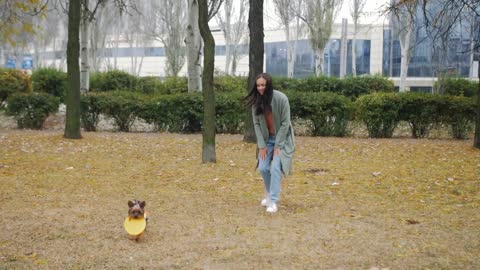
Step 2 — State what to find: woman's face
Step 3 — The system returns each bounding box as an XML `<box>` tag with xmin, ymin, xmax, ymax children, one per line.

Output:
<box><xmin>256</xmin><ymin>77</ymin><xmax>267</xmax><ymax>95</ymax></box>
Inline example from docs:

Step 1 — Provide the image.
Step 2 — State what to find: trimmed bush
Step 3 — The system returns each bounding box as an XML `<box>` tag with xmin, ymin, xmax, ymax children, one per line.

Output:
<box><xmin>139</xmin><ymin>93</ymin><xmax>202</xmax><ymax>133</ymax></box>
<box><xmin>342</xmin><ymin>75</ymin><xmax>394</xmax><ymax>99</ymax></box>
<box><xmin>435</xmin><ymin>78</ymin><xmax>477</xmax><ymax>97</ymax></box>
<box><xmin>215</xmin><ymin>93</ymin><xmax>246</xmax><ymax>133</ymax></box>
<box><xmin>288</xmin><ymin>91</ymin><xmax>353</xmax><ymax>137</ymax></box>
<box><xmin>438</xmin><ymin>96</ymin><xmax>476</xmax><ymax>139</ymax></box>
<box><xmin>214</xmin><ymin>76</ymin><xmax>247</xmax><ymax>93</ymax></box>
<box><xmin>136</xmin><ymin>76</ymin><xmax>164</xmax><ymax>95</ymax></box>
<box><xmin>90</xmin><ymin>70</ymin><xmax>138</xmax><ymax>92</ymax></box>
<box><xmin>162</xmin><ymin>77</ymin><xmax>188</xmax><ymax>94</ymax></box>
<box><xmin>6</xmin><ymin>92</ymin><xmax>60</xmax><ymax>129</ymax></box>
<box><xmin>293</xmin><ymin>76</ymin><xmax>344</xmax><ymax>94</ymax></box>
<box><xmin>31</xmin><ymin>68</ymin><xmax>68</xmax><ymax>102</ymax></box>
<box><xmin>0</xmin><ymin>68</ymin><xmax>32</xmax><ymax>105</ymax></box>
<box><xmin>80</xmin><ymin>93</ymin><xmax>102</xmax><ymax>131</ymax></box>
<box><xmin>355</xmin><ymin>93</ymin><xmax>401</xmax><ymax>138</ymax></box>
<box><xmin>95</xmin><ymin>91</ymin><xmax>145</xmax><ymax>132</ymax></box>
<box><xmin>398</xmin><ymin>93</ymin><xmax>440</xmax><ymax>138</ymax></box>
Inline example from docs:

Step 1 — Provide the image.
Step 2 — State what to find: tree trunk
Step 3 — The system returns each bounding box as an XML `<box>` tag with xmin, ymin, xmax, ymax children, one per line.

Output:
<box><xmin>474</xmin><ymin>40</ymin><xmax>480</xmax><ymax>149</ymax></box>
<box><xmin>315</xmin><ymin>47</ymin><xmax>325</xmax><ymax>76</ymax></box>
<box><xmin>340</xmin><ymin>18</ymin><xmax>348</xmax><ymax>78</ymax></box>
<box><xmin>186</xmin><ymin>0</ymin><xmax>203</xmax><ymax>93</ymax></box>
<box><xmin>65</xmin><ymin>0</ymin><xmax>82</xmax><ymax>139</ymax></box>
<box><xmin>399</xmin><ymin>27</ymin><xmax>412</xmax><ymax>92</ymax></box>
<box><xmin>80</xmin><ymin>1</ymin><xmax>89</xmax><ymax>93</ymax></box>
<box><xmin>244</xmin><ymin>0</ymin><xmax>264</xmax><ymax>143</ymax></box>
<box><xmin>198</xmin><ymin>0</ymin><xmax>216</xmax><ymax>163</ymax></box>
<box><xmin>352</xmin><ymin>22</ymin><xmax>357</xmax><ymax>76</ymax></box>
<box><xmin>286</xmin><ymin>24</ymin><xmax>294</xmax><ymax>78</ymax></box>
<box><xmin>223</xmin><ymin>0</ymin><xmax>232</xmax><ymax>75</ymax></box>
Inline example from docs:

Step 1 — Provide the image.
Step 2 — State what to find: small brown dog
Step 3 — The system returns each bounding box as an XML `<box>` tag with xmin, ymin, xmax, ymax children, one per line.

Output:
<box><xmin>127</xmin><ymin>200</ymin><xmax>148</xmax><ymax>241</ymax></box>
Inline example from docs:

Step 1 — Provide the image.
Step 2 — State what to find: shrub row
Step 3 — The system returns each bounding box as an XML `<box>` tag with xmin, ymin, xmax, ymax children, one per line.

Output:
<box><xmin>274</xmin><ymin>75</ymin><xmax>395</xmax><ymax>99</ymax></box>
<box><xmin>6</xmin><ymin>90</ymin><xmax>475</xmax><ymax>139</ymax></box>
<box><xmin>356</xmin><ymin>93</ymin><xmax>476</xmax><ymax>139</ymax></box>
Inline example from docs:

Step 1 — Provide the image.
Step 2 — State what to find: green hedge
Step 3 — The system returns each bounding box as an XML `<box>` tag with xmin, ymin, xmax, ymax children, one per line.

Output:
<box><xmin>435</xmin><ymin>78</ymin><xmax>477</xmax><ymax>97</ymax></box>
<box><xmin>90</xmin><ymin>70</ymin><xmax>138</xmax><ymax>92</ymax></box>
<box><xmin>274</xmin><ymin>75</ymin><xmax>394</xmax><ymax>99</ymax></box>
<box><xmin>6</xmin><ymin>92</ymin><xmax>60</xmax><ymax>129</ymax></box>
<box><xmin>0</xmin><ymin>68</ymin><xmax>32</xmax><ymax>105</ymax></box>
<box><xmin>355</xmin><ymin>93</ymin><xmax>401</xmax><ymax>138</ymax></box>
<box><xmin>288</xmin><ymin>91</ymin><xmax>353</xmax><ymax>136</ymax></box>
<box><xmin>398</xmin><ymin>93</ymin><xmax>441</xmax><ymax>138</ymax></box>
<box><xmin>31</xmin><ymin>68</ymin><xmax>68</xmax><ymax>102</ymax></box>
<box><xmin>438</xmin><ymin>95</ymin><xmax>476</xmax><ymax>139</ymax></box>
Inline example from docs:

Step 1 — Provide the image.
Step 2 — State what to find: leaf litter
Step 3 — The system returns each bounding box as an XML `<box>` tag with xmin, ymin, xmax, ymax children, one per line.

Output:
<box><xmin>0</xmin><ymin>130</ymin><xmax>479</xmax><ymax>269</ymax></box>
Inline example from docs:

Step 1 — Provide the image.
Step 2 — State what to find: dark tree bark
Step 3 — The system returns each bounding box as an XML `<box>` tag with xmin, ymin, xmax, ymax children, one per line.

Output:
<box><xmin>475</xmin><ymin>44</ymin><xmax>480</xmax><ymax>148</ymax></box>
<box><xmin>65</xmin><ymin>0</ymin><xmax>82</xmax><ymax>139</ymax></box>
<box><xmin>199</xmin><ymin>0</ymin><xmax>216</xmax><ymax>162</ymax></box>
<box><xmin>244</xmin><ymin>0</ymin><xmax>264</xmax><ymax>143</ymax></box>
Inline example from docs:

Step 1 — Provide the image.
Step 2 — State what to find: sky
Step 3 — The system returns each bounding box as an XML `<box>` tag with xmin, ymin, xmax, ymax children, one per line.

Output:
<box><xmin>263</xmin><ymin>0</ymin><xmax>390</xmax><ymax>29</ymax></box>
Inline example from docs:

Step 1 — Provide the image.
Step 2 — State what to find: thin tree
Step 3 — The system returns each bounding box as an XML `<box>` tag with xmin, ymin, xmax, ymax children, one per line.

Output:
<box><xmin>350</xmin><ymin>0</ymin><xmax>366</xmax><ymax>76</ymax></box>
<box><xmin>244</xmin><ymin>0</ymin><xmax>264</xmax><ymax>143</ymax></box>
<box><xmin>147</xmin><ymin>0</ymin><xmax>187</xmax><ymax>77</ymax></box>
<box><xmin>297</xmin><ymin>0</ymin><xmax>343</xmax><ymax>76</ymax></box>
<box><xmin>186</xmin><ymin>0</ymin><xmax>203</xmax><ymax>92</ymax></box>
<box><xmin>65</xmin><ymin>0</ymin><xmax>82</xmax><ymax>139</ymax></box>
<box><xmin>198</xmin><ymin>0</ymin><xmax>224</xmax><ymax>163</ymax></box>
<box><xmin>216</xmin><ymin>0</ymin><xmax>248</xmax><ymax>75</ymax></box>
<box><xmin>392</xmin><ymin>1</ymin><xmax>416</xmax><ymax>92</ymax></box>
<box><xmin>273</xmin><ymin>0</ymin><xmax>304</xmax><ymax>78</ymax></box>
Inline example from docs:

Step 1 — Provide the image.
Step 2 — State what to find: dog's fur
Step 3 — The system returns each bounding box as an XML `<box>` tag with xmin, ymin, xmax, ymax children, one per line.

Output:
<box><xmin>127</xmin><ymin>200</ymin><xmax>147</xmax><ymax>241</ymax></box>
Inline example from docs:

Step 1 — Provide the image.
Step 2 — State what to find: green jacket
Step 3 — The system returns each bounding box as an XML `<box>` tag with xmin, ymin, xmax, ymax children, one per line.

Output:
<box><xmin>253</xmin><ymin>90</ymin><xmax>295</xmax><ymax>175</ymax></box>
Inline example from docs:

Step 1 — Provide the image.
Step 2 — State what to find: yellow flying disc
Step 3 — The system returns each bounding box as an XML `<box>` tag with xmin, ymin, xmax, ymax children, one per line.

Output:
<box><xmin>124</xmin><ymin>217</ymin><xmax>146</xmax><ymax>235</ymax></box>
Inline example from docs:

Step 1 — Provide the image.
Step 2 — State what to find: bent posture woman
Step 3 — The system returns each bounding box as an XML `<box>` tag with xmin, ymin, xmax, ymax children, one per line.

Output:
<box><xmin>245</xmin><ymin>73</ymin><xmax>295</xmax><ymax>213</ymax></box>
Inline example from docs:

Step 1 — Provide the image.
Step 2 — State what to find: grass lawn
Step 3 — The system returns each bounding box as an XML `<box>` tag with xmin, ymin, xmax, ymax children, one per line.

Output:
<box><xmin>0</xmin><ymin>130</ymin><xmax>479</xmax><ymax>269</ymax></box>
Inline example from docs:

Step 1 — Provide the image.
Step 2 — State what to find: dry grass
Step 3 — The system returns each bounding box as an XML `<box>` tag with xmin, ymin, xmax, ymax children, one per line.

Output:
<box><xmin>0</xmin><ymin>130</ymin><xmax>479</xmax><ymax>269</ymax></box>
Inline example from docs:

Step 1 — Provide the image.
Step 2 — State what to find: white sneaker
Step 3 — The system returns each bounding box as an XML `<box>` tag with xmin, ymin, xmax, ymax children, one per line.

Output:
<box><xmin>261</xmin><ymin>198</ymin><xmax>269</xmax><ymax>207</ymax></box>
<box><xmin>266</xmin><ymin>202</ymin><xmax>278</xmax><ymax>213</ymax></box>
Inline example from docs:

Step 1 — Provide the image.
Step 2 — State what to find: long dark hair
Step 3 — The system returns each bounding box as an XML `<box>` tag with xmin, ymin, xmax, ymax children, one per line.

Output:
<box><xmin>245</xmin><ymin>73</ymin><xmax>274</xmax><ymax>115</ymax></box>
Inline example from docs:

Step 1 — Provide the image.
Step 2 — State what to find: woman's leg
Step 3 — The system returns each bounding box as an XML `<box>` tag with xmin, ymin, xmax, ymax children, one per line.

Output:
<box><xmin>269</xmin><ymin>155</ymin><xmax>283</xmax><ymax>204</ymax></box>
<box><xmin>258</xmin><ymin>137</ymin><xmax>275</xmax><ymax>195</ymax></box>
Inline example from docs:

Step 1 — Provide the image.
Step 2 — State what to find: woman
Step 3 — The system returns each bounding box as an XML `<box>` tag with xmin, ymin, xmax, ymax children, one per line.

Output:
<box><xmin>245</xmin><ymin>73</ymin><xmax>295</xmax><ymax>213</ymax></box>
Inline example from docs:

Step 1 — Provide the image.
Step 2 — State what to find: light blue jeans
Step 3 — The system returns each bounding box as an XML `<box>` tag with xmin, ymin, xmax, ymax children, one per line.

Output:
<box><xmin>258</xmin><ymin>135</ymin><xmax>283</xmax><ymax>204</ymax></box>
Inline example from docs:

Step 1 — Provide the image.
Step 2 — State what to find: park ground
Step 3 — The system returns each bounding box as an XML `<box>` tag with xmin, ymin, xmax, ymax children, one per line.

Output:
<box><xmin>0</xmin><ymin>128</ymin><xmax>479</xmax><ymax>269</ymax></box>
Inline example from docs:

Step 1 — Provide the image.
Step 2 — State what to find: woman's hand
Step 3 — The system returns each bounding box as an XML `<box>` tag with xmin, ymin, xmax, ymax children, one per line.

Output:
<box><xmin>259</xmin><ymin>148</ymin><xmax>268</xmax><ymax>160</ymax></box>
<box><xmin>273</xmin><ymin>147</ymin><xmax>280</xmax><ymax>157</ymax></box>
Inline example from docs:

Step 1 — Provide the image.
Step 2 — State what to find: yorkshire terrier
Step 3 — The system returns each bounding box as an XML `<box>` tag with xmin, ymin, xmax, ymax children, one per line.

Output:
<box><xmin>127</xmin><ymin>200</ymin><xmax>148</xmax><ymax>241</ymax></box>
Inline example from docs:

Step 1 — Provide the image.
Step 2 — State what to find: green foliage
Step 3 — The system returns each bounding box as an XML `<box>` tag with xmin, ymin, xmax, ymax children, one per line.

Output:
<box><xmin>161</xmin><ymin>77</ymin><xmax>188</xmax><ymax>94</ymax></box>
<box><xmin>30</xmin><ymin>68</ymin><xmax>68</xmax><ymax>102</ymax></box>
<box><xmin>89</xmin><ymin>70</ymin><xmax>138</xmax><ymax>92</ymax></box>
<box><xmin>342</xmin><ymin>75</ymin><xmax>394</xmax><ymax>99</ymax></box>
<box><xmin>140</xmin><ymin>93</ymin><xmax>203</xmax><ymax>133</ymax></box>
<box><xmin>398</xmin><ymin>93</ymin><xmax>440</xmax><ymax>138</ymax></box>
<box><xmin>355</xmin><ymin>93</ymin><xmax>401</xmax><ymax>138</ymax></box>
<box><xmin>435</xmin><ymin>78</ymin><xmax>477</xmax><ymax>97</ymax></box>
<box><xmin>277</xmin><ymin>75</ymin><xmax>394</xmax><ymax>99</ymax></box>
<box><xmin>215</xmin><ymin>93</ymin><xmax>246</xmax><ymax>133</ymax></box>
<box><xmin>294</xmin><ymin>76</ymin><xmax>344</xmax><ymax>94</ymax></box>
<box><xmin>6</xmin><ymin>92</ymin><xmax>60</xmax><ymax>129</ymax></box>
<box><xmin>214</xmin><ymin>76</ymin><xmax>247</xmax><ymax>93</ymax></box>
<box><xmin>80</xmin><ymin>93</ymin><xmax>102</xmax><ymax>132</ymax></box>
<box><xmin>136</xmin><ymin>76</ymin><xmax>164</xmax><ymax>95</ymax></box>
<box><xmin>0</xmin><ymin>68</ymin><xmax>32</xmax><ymax>105</ymax></box>
<box><xmin>272</xmin><ymin>77</ymin><xmax>301</xmax><ymax>92</ymax></box>
<box><xmin>288</xmin><ymin>91</ymin><xmax>353</xmax><ymax>137</ymax></box>
<box><xmin>438</xmin><ymin>96</ymin><xmax>476</xmax><ymax>139</ymax></box>
<box><xmin>94</xmin><ymin>91</ymin><xmax>145</xmax><ymax>132</ymax></box>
